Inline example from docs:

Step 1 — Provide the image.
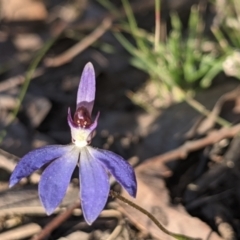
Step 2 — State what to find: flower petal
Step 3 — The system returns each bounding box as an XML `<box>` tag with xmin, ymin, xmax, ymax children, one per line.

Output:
<box><xmin>80</xmin><ymin>147</ymin><xmax>109</xmax><ymax>225</ymax></box>
<box><xmin>88</xmin><ymin>111</ymin><xmax>100</xmax><ymax>132</ymax></box>
<box><xmin>87</xmin><ymin>147</ymin><xmax>137</xmax><ymax>197</ymax></box>
<box><xmin>77</xmin><ymin>62</ymin><xmax>96</xmax><ymax>114</ymax></box>
<box><xmin>67</xmin><ymin>107</ymin><xmax>75</xmax><ymax>128</ymax></box>
<box><xmin>39</xmin><ymin>148</ymin><xmax>79</xmax><ymax>215</ymax></box>
<box><xmin>9</xmin><ymin>145</ymin><xmax>74</xmax><ymax>187</ymax></box>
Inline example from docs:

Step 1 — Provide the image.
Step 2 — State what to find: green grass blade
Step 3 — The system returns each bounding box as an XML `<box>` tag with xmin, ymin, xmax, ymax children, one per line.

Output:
<box><xmin>0</xmin><ymin>36</ymin><xmax>57</xmax><ymax>143</ymax></box>
<box><xmin>121</xmin><ymin>0</ymin><xmax>148</xmax><ymax>53</ymax></box>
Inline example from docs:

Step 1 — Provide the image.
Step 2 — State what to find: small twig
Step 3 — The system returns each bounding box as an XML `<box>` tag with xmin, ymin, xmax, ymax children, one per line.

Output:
<box><xmin>45</xmin><ymin>17</ymin><xmax>112</xmax><ymax>67</ymax></box>
<box><xmin>185</xmin><ymin>96</ymin><xmax>231</xmax><ymax>128</ymax></box>
<box><xmin>99</xmin><ymin>209</ymin><xmax>124</xmax><ymax>240</ymax></box>
<box><xmin>186</xmin><ymin>189</ymin><xmax>233</xmax><ymax>211</ymax></box>
<box><xmin>99</xmin><ymin>209</ymin><xmax>122</xmax><ymax>220</ymax></box>
<box><xmin>0</xmin><ymin>149</ymin><xmax>41</xmax><ymax>184</ymax></box>
<box><xmin>0</xmin><ymin>215</ymin><xmax>23</xmax><ymax>231</ymax></box>
<box><xmin>0</xmin><ymin>37</ymin><xmax>58</xmax><ymax>144</ymax></box>
<box><xmin>110</xmin><ymin>190</ymin><xmax>199</xmax><ymax>240</ymax></box>
<box><xmin>106</xmin><ymin>219</ymin><xmax>125</xmax><ymax>240</ymax></box>
<box><xmin>150</xmin><ymin>124</ymin><xmax>240</xmax><ymax>165</ymax></box>
<box><xmin>0</xmin><ymin>207</ymin><xmax>61</xmax><ymax>218</ymax></box>
<box><xmin>45</xmin><ymin>0</ymin><xmax>155</xmax><ymax>67</ymax></box>
<box><xmin>10</xmin><ymin>39</ymin><xmax>56</xmax><ymax>123</ymax></box>
<box><xmin>0</xmin><ymin>149</ymin><xmax>19</xmax><ymax>172</ymax></box>
<box><xmin>0</xmin><ymin>68</ymin><xmax>44</xmax><ymax>93</ymax></box>
<box><xmin>0</xmin><ymin>26</ymin><xmax>67</xmax><ymax>146</ymax></box>
<box><xmin>215</xmin><ymin>216</ymin><xmax>236</xmax><ymax>240</ymax></box>
<box><xmin>31</xmin><ymin>201</ymin><xmax>80</xmax><ymax>240</ymax></box>
<box><xmin>0</xmin><ymin>223</ymin><xmax>41</xmax><ymax>240</ymax></box>
<box><xmin>0</xmin><ymin>96</ymin><xmax>19</xmax><ymax>110</ymax></box>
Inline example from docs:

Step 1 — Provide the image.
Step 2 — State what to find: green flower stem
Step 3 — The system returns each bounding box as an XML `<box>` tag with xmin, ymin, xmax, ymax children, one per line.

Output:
<box><xmin>110</xmin><ymin>190</ymin><xmax>200</xmax><ymax>240</ymax></box>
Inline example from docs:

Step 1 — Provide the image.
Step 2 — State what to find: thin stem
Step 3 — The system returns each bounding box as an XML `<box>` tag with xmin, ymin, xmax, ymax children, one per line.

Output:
<box><xmin>185</xmin><ymin>96</ymin><xmax>231</xmax><ymax>127</ymax></box>
<box><xmin>121</xmin><ymin>0</ymin><xmax>147</xmax><ymax>52</ymax></box>
<box><xmin>31</xmin><ymin>201</ymin><xmax>80</xmax><ymax>240</ymax></box>
<box><xmin>176</xmin><ymin>87</ymin><xmax>231</xmax><ymax>128</ymax></box>
<box><xmin>211</xmin><ymin>26</ymin><xmax>230</xmax><ymax>53</ymax></box>
<box><xmin>0</xmin><ymin>36</ymin><xmax>58</xmax><ymax>143</ymax></box>
<box><xmin>11</xmin><ymin>37</ymin><xmax>56</xmax><ymax>121</ymax></box>
<box><xmin>110</xmin><ymin>190</ymin><xmax>199</xmax><ymax>240</ymax></box>
<box><xmin>154</xmin><ymin>0</ymin><xmax>161</xmax><ymax>51</ymax></box>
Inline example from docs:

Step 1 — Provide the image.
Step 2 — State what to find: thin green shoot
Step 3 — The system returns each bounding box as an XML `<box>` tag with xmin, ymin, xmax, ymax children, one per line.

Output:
<box><xmin>0</xmin><ymin>36</ymin><xmax>57</xmax><ymax>143</ymax></box>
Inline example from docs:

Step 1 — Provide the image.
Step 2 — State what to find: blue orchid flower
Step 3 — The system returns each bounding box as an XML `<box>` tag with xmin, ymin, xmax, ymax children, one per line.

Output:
<box><xmin>9</xmin><ymin>63</ymin><xmax>137</xmax><ymax>225</ymax></box>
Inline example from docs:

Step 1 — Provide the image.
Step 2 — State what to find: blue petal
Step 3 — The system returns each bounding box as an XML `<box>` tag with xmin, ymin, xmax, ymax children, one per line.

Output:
<box><xmin>77</xmin><ymin>62</ymin><xmax>96</xmax><ymax>114</ymax></box>
<box><xmin>39</xmin><ymin>148</ymin><xmax>79</xmax><ymax>215</ymax></box>
<box><xmin>80</xmin><ymin>147</ymin><xmax>109</xmax><ymax>225</ymax></box>
<box><xmin>9</xmin><ymin>145</ymin><xmax>74</xmax><ymax>187</ymax></box>
<box><xmin>87</xmin><ymin>146</ymin><xmax>137</xmax><ymax>197</ymax></box>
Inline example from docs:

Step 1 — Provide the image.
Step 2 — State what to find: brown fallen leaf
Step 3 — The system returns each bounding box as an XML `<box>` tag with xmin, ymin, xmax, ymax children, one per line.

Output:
<box><xmin>117</xmin><ymin>157</ymin><xmax>223</xmax><ymax>240</ymax></box>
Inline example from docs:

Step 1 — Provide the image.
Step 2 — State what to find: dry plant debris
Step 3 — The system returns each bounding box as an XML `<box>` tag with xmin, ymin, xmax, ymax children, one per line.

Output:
<box><xmin>1</xmin><ymin>0</ymin><xmax>240</xmax><ymax>239</ymax></box>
